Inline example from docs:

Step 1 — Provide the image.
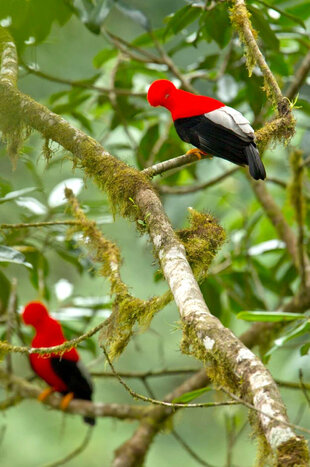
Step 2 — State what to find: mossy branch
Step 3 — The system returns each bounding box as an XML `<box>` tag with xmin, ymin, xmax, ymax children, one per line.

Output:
<box><xmin>288</xmin><ymin>150</ymin><xmax>307</xmax><ymax>290</ymax></box>
<box><xmin>65</xmin><ymin>188</ymin><xmax>172</xmax><ymax>359</ymax></box>
<box><xmin>230</xmin><ymin>0</ymin><xmax>295</xmax><ymax>151</ymax></box>
<box><xmin>0</xmin><ymin>367</ymin><xmax>145</xmax><ymax>420</ymax></box>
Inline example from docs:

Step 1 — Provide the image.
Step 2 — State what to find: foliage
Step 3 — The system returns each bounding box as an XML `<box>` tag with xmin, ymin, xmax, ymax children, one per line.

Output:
<box><xmin>0</xmin><ymin>0</ymin><xmax>310</xmax><ymax>466</ymax></box>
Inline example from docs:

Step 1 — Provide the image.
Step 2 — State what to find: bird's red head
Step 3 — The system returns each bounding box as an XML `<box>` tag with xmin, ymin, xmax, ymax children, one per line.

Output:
<box><xmin>147</xmin><ymin>79</ymin><xmax>176</xmax><ymax>108</ymax></box>
<box><xmin>23</xmin><ymin>301</ymin><xmax>49</xmax><ymax>328</ymax></box>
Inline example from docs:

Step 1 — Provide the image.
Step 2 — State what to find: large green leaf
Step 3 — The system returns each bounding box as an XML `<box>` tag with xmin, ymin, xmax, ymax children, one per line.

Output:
<box><xmin>237</xmin><ymin>311</ymin><xmax>307</xmax><ymax>322</ymax></box>
<box><xmin>248</xmin><ymin>5</ymin><xmax>279</xmax><ymax>52</ymax></box>
<box><xmin>0</xmin><ymin>0</ymin><xmax>72</xmax><ymax>48</ymax></box>
<box><xmin>164</xmin><ymin>5</ymin><xmax>200</xmax><ymax>36</ymax></box>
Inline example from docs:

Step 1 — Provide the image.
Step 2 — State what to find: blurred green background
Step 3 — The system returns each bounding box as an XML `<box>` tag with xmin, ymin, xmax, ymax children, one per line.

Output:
<box><xmin>0</xmin><ymin>1</ymin><xmax>310</xmax><ymax>465</ymax></box>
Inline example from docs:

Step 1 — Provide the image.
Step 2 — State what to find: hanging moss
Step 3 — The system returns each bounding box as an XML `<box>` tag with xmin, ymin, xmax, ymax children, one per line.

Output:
<box><xmin>229</xmin><ymin>3</ymin><xmax>258</xmax><ymax>77</ymax></box>
<box><xmin>276</xmin><ymin>437</ymin><xmax>310</xmax><ymax>466</ymax></box>
<box><xmin>255</xmin><ymin>113</ymin><xmax>296</xmax><ymax>153</ymax></box>
<box><xmin>177</xmin><ymin>208</ymin><xmax>226</xmax><ymax>281</ymax></box>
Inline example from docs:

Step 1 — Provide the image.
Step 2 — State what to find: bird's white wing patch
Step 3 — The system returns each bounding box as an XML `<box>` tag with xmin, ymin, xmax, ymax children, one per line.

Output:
<box><xmin>204</xmin><ymin>106</ymin><xmax>254</xmax><ymax>142</ymax></box>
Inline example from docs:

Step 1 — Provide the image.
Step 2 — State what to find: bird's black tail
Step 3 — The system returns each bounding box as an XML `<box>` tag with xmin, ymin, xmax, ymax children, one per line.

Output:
<box><xmin>245</xmin><ymin>143</ymin><xmax>266</xmax><ymax>180</ymax></box>
<box><xmin>84</xmin><ymin>415</ymin><xmax>96</xmax><ymax>426</ymax></box>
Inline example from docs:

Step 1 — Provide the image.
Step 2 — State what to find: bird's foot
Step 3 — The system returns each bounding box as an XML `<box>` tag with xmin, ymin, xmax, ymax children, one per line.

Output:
<box><xmin>185</xmin><ymin>148</ymin><xmax>212</xmax><ymax>160</ymax></box>
<box><xmin>37</xmin><ymin>387</ymin><xmax>54</xmax><ymax>402</ymax></box>
<box><xmin>60</xmin><ymin>392</ymin><xmax>74</xmax><ymax>411</ymax></box>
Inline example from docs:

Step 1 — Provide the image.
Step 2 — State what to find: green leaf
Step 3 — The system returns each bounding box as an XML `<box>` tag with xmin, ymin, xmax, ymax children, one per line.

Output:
<box><xmin>255</xmin><ymin>0</ymin><xmax>305</xmax><ymax>29</ymax></box>
<box><xmin>93</xmin><ymin>48</ymin><xmax>118</xmax><ymax>68</ymax></box>
<box><xmin>300</xmin><ymin>342</ymin><xmax>310</xmax><ymax>356</ymax></box>
<box><xmin>164</xmin><ymin>5</ymin><xmax>200</xmax><ymax>36</ymax></box>
<box><xmin>0</xmin><ymin>187</ymin><xmax>36</xmax><ymax>204</ymax></box>
<box><xmin>264</xmin><ymin>321</ymin><xmax>310</xmax><ymax>361</ymax></box>
<box><xmin>0</xmin><ymin>0</ymin><xmax>72</xmax><ymax>48</ymax></box>
<box><xmin>172</xmin><ymin>386</ymin><xmax>211</xmax><ymax>404</ymax></box>
<box><xmin>237</xmin><ymin>311</ymin><xmax>307</xmax><ymax>322</ymax></box>
<box><xmin>248</xmin><ymin>5</ymin><xmax>279</xmax><ymax>52</ymax></box>
<box><xmin>0</xmin><ymin>271</ymin><xmax>11</xmax><ymax>311</ymax></box>
<box><xmin>0</xmin><ymin>246</ymin><xmax>32</xmax><ymax>269</ymax></box>
<box><xmin>203</xmin><ymin>5</ymin><xmax>231</xmax><ymax>49</ymax></box>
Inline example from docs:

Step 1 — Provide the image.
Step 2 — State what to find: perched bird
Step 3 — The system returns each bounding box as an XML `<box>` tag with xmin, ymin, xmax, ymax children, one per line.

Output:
<box><xmin>147</xmin><ymin>79</ymin><xmax>266</xmax><ymax>180</ymax></box>
<box><xmin>22</xmin><ymin>301</ymin><xmax>95</xmax><ymax>425</ymax></box>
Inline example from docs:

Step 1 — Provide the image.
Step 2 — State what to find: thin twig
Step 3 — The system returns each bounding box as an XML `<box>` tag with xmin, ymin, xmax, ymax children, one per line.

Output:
<box><xmin>102</xmin><ymin>344</ymin><xmax>238</xmax><ymax>409</ymax></box>
<box><xmin>0</xmin><ymin>221</ymin><xmax>81</xmax><ymax>229</ymax></box>
<box><xmin>142</xmin><ymin>152</ymin><xmax>216</xmax><ymax>178</ymax></box>
<box><xmin>298</xmin><ymin>370</ymin><xmax>310</xmax><ymax>407</ymax></box>
<box><xmin>172</xmin><ymin>430</ymin><xmax>214</xmax><ymax>467</ymax></box>
<box><xmin>158</xmin><ymin>168</ymin><xmax>239</xmax><ymax>195</ymax></box>
<box><xmin>5</xmin><ymin>278</ymin><xmax>17</xmax><ymax>384</ymax></box>
<box><xmin>42</xmin><ymin>425</ymin><xmax>93</xmax><ymax>467</ymax></box>
<box><xmin>22</xmin><ymin>62</ymin><xmax>145</xmax><ymax>97</ymax></box>
<box><xmin>0</xmin><ymin>320</ymin><xmax>106</xmax><ymax>356</ymax></box>
<box><xmin>286</xmin><ymin>50</ymin><xmax>310</xmax><ymax>100</ymax></box>
<box><xmin>91</xmin><ymin>368</ymin><xmax>199</xmax><ymax>378</ymax></box>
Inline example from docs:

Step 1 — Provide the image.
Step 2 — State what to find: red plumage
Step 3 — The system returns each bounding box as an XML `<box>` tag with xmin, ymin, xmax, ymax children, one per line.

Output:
<box><xmin>147</xmin><ymin>79</ymin><xmax>266</xmax><ymax>180</ymax></box>
<box><xmin>147</xmin><ymin>79</ymin><xmax>224</xmax><ymax>120</ymax></box>
<box><xmin>23</xmin><ymin>301</ymin><xmax>95</xmax><ymax>425</ymax></box>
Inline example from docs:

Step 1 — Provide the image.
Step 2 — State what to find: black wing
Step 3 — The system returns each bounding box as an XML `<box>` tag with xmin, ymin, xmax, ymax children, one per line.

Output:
<box><xmin>174</xmin><ymin>114</ymin><xmax>248</xmax><ymax>166</ymax></box>
<box><xmin>50</xmin><ymin>358</ymin><xmax>93</xmax><ymax>400</ymax></box>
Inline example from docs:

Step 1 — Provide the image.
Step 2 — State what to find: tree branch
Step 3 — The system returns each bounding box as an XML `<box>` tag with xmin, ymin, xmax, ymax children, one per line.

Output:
<box><xmin>286</xmin><ymin>50</ymin><xmax>310</xmax><ymax>100</ymax></box>
<box><xmin>21</xmin><ymin>62</ymin><xmax>145</xmax><ymax>97</ymax></box>
<box><xmin>0</xmin><ymin>367</ymin><xmax>145</xmax><ymax>420</ymax></box>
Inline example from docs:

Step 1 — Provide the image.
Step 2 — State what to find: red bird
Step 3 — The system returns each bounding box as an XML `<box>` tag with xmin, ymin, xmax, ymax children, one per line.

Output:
<box><xmin>147</xmin><ymin>79</ymin><xmax>266</xmax><ymax>180</ymax></box>
<box><xmin>22</xmin><ymin>301</ymin><xmax>95</xmax><ymax>425</ymax></box>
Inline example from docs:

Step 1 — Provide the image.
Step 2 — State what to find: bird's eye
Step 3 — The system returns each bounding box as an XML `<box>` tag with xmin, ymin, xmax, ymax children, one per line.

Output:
<box><xmin>164</xmin><ymin>93</ymin><xmax>170</xmax><ymax>99</ymax></box>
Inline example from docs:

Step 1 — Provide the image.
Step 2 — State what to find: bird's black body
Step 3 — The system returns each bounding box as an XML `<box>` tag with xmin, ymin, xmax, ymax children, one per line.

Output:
<box><xmin>174</xmin><ymin>114</ymin><xmax>266</xmax><ymax>180</ymax></box>
<box><xmin>51</xmin><ymin>358</ymin><xmax>95</xmax><ymax>425</ymax></box>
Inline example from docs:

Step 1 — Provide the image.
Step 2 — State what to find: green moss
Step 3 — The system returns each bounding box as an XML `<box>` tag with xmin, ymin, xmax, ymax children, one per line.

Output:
<box><xmin>177</xmin><ymin>208</ymin><xmax>226</xmax><ymax>281</ymax></box>
<box><xmin>277</xmin><ymin>437</ymin><xmax>310</xmax><ymax>466</ymax></box>
<box><xmin>229</xmin><ymin>3</ymin><xmax>258</xmax><ymax>77</ymax></box>
<box><xmin>74</xmin><ymin>150</ymin><xmax>155</xmax><ymax>229</ymax></box>
<box><xmin>255</xmin><ymin>113</ymin><xmax>296</xmax><ymax>153</ymax></box>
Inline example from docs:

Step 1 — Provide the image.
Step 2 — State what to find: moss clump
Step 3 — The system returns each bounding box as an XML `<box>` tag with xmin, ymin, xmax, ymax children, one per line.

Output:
<box><xmin>66</xmin><ymin>188</ymin><xmax>172</xmax><ymax>359</ymax></box>
<box><xmin>255</xmin><ymin>113</ymin><xmax>296</xmax><ymax>153</ymax></box>
<box><xmin>276</xmin><ymin>437</ymin><xmax>310</xmax><ymax>467</ymax></box>
<box><xmin>177</xmin><ymin>208</ymin><xmax>226</xmax><ymax>281</ymax></box>
<box><xmin>229</xmin><ymin>3</ymin><xmax>257</xmax><ymax>77</ymax></box>
<box><xmin>181</xmin><ymin>322</ymin><xmax>240</xmax><ymax>394</ymax></box>
<box><xmin>102</xmin><ymin>292</ymin><xmax>171</xmax><ymax>360</ymax></box>
<box><xmin>75</xmin><ymin>149</ymin><xmax>155</xmax><ymax>230</ymax></box>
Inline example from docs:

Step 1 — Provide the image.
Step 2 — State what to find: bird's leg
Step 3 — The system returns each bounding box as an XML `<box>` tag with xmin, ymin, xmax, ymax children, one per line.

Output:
<box><xmin>60</xmin><ymin>392</ymin><xmax>74</xmax><ymax>411</ymax></box>
<box><xmin>185</xmin><ymin>148</ymin><xmax>213</xmax><ymax>160</ymax></box>
<box><xmin>37</xmin><ymin>387</ymin><xmax>54</xmax><ymax>402</ymax></box>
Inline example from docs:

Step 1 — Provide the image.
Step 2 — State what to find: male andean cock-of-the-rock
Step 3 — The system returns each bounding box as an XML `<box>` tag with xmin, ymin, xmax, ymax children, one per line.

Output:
<box><xmin>23</xmin><ymin>301</ymin><xmax>95</xmax><ymax>425</ymax></box>
<box><xmin>147</xmin><ymin>79</ymin><xmax>266</xmax><ymax>181</ymax></box>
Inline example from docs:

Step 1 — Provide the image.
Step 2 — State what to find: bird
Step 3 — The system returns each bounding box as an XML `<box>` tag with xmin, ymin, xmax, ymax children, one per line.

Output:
<box><xmin>22</xmin><ymin>301</ymin><xmax>95</xmax><ymax>425</ymax></box>
<box><xmin>147</xmin><ymin>79</ymin><xmax>266</xmax><ymax>180</ymax></box>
